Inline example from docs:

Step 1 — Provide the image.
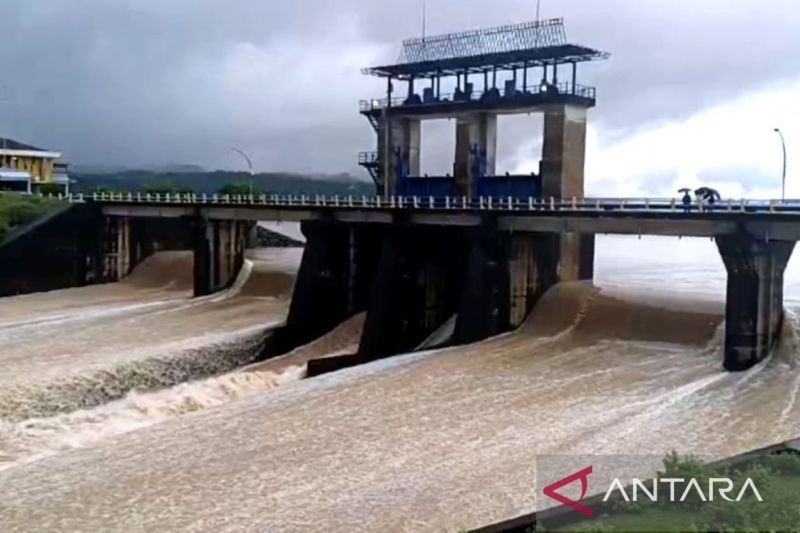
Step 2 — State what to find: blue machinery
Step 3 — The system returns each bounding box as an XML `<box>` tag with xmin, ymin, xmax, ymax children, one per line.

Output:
<box><xmin>358</xmin><ymin>18</ymin><xmax>608</xmax><ymax>200</ymax></box>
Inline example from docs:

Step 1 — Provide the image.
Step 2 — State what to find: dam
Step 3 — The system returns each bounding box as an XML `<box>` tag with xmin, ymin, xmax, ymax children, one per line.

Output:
<box><xmin>4</xmin><ymin>21</ymin><xmax>799</xmax><ymax>372</ymax></box>
<box><xmin>0</xmin><ymin>15</ymin><xmax>798</xmax><ymax>533</ymax></box>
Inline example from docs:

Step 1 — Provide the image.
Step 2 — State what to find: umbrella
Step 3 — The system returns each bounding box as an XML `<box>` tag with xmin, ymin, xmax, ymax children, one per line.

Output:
<box><xmin>695</xmin><ymin>187</ymin><xmax>721</xmax><ymax>200</ymax></box>
<box><xmin>678</xmin><ymin>188</ymin><xmax>692</xmax><ymax>194</ymax></box>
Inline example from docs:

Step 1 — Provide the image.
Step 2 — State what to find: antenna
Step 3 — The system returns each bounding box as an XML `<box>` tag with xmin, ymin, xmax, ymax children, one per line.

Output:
<box><xmin>421</xmin><ymin>1</ymin><xmax>427</xmax><ymax>60</ymax></box>
<box><xmin>422</xmin><ymin>1</ymin><xmax>427</xmax><ymax>40</ymax></box>
<box><xmin>535</xmin><ymin>0</ymin><xmax>542</xmax><ymax>47</ymax></box>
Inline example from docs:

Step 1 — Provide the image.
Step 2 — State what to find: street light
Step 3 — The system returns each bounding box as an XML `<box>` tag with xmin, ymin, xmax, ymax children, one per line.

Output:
<box><xmin>230</xmin><ymin>147</ymin><xmax>255</xmax><ymax>195</ymax></box>
<box><xmin>774</xmin><ymin>128</ymin><xmax>787</xmax><ymax>201</ymax></box>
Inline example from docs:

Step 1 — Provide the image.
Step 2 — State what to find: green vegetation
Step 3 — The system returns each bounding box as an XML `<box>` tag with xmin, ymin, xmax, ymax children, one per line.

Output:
<box><xmin>0</xmin><ymin>192</ymin><xmax>64</xmax><ymax>242</ymax></box>
<box><xmin>557</xmin><ymin>451</ymin><xmax>800</xmax><ymax>532</ymax></box>
<box><xmin>72</xmin><ymin>170</ymin><xmax>374</xmax><ymax>197</ymax></box>
<box><xmin>141</xmin><ymin>180</ymin><xmax>193</xmax><ymax>195</ymax></box>
<box><xmin>218</xmin><ymin>181</ymin><xmax>258</xmax><ymax>196</ymax></box>
<box><xmin>35</xmin><ymin>183</ymin><xmax>63</xmax><ymax>195</ymax></box>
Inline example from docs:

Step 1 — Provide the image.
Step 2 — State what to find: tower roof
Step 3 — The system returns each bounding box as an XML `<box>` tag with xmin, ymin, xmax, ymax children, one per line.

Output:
<box><xmin>363</xmin><ymin>18</ymin><xmax>609</xmax><ymax>80</ymax></box>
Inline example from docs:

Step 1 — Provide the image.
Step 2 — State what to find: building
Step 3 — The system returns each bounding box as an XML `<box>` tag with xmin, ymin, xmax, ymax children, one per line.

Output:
<box><xmin>358</xmin><ymin>18</ymin><xmax>608</xmax><ymax>200</ymax></box>
<box><xmin>0</xmin><ymin>137</ymin><xmax>71</xmax><ymax>193</ymax></box>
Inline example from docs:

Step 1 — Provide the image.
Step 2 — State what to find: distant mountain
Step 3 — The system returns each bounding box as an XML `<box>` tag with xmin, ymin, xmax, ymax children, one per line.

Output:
<box><xmin>71</xmin><ymin>163</ymin><xmax>207</xmax><ymax>174</ymax></box>
<box><xmin>72</xmin><ymin>170</ymin><xmax>376</xmax><ymax>196</ymax></box>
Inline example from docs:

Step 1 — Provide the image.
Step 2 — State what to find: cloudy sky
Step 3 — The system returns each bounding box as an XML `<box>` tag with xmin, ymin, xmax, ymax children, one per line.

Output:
<box><xmin>1</xmin><ymin>0</ymin><xmax>798</xmax><ymax>196</ymax></box>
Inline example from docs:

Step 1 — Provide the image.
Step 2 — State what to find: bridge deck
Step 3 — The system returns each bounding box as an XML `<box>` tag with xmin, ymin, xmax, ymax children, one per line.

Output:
<box><xmin>59</xmin><ymin>192</ymin><xmax>800</xmax><ymax>240</ymax></box>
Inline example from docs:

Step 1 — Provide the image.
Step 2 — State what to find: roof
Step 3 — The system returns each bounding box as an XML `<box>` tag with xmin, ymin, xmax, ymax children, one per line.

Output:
<box><xmin>363</xmin><ymin>18</ymin><xmax>609</xmax><ymax>80</ymax></box>
<box><xmin>0</xmin><ymin>137</ymin><xmax>46</xmax><ymax>152</ymax></box>
<box><xmin>0</xmin><ymin>137</ymin><xmax>61</xmax><ymax>159</ymax></box>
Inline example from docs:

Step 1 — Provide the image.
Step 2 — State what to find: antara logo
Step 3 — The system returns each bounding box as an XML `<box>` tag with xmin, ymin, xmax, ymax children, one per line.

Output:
<box><xmin>542</xmin><ymin>466</ymin><xmax>594</xmax><ymax>517</ymax></box>
<box><xmin>542</xmin><ymin>465</ymin><xmax>764</xmax><ymax>516</ymax></box>
<box><xmin>602</xmin><ymin>477</ymin><xmax>763</xmax><ymax>503</ymax></box>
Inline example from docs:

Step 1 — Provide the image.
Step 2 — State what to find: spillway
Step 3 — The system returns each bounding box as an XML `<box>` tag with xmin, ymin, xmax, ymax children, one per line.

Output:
<box><xmin>0</xmin><ymin>238</ymin><xmax>798</xmax><ymax>531</ymax></box>
<box><xmin>0</xmin><ymin>236</ymin><xmax>798</xmax><ymax>532</ymax></box>
<box><xmin>0</xmin><ymin>248</ymin><xmax>301</xmax><ymax>421</ymax></box>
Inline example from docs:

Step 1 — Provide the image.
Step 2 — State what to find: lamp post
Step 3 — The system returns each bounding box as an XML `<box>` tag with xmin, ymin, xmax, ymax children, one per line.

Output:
<box><xmin>230</xmin><ymin>147</ymin><xmax>254</xmax><ymax>195</ymax></box>
<box><xmin>774</xmin><ymin>128</ymin><xmax>787</xmax><ymax>202</ymax></box>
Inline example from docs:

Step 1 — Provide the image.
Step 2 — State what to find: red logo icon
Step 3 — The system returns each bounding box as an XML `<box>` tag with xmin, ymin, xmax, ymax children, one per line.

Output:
<box><xmin>542</xmin><ymin>466</ymin><xmax>594</xmax><ymax>517</ymax></box>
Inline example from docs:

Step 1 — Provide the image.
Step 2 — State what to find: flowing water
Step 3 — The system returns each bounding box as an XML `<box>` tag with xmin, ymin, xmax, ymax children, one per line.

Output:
<box><xmin>0</xmin><ymin>235</ymin><xmax>798</xmax><ymax>532</ymax></box>
<box><xmin>0</xmin><ymin>248</ymin><xmax>301</xmax><ymax>422</ymax></box>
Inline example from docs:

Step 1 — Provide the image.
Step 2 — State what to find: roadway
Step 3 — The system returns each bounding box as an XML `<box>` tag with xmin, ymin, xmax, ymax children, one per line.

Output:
<box><xmin>57</xmin><ymin>192</ymin><xmax>800</xmax><ymax>240</ymax></box>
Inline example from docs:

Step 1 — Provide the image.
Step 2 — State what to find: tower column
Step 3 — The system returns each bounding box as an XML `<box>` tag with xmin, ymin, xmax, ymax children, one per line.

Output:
<box><xmin>383</xmin><ymin>117</ymin><xmax>421</xmax><ymax>196</ymax></box>
<box><xmin>541</xmin><ymin>104</ymin><xmax>591</xmax><ymax>282</ymax></box>
<box><xmin>716</xmin><ymin>235</ymin><xmax>795</xmax><ymax>371</ymax></box>
<box><xmin>453</xmin><ymin>112</ymin><xmax>497</xmax><ymax>197</ymax></box>
<box><xmin>541</xmin><ymin>104</ymin><xmax>587</xmax><ymax>199</ymax></box>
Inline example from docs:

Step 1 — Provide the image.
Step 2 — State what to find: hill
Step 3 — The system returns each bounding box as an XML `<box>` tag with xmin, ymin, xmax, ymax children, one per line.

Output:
<box><xmin>72</xmin><ymin>170</ymin><xmax>376</xmax><ymax>196</ymax></box>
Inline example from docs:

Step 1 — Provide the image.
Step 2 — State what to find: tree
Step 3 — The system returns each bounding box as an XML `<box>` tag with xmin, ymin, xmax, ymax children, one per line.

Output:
<box><xmin>141</xmin><ymin>181</ymin><xmax>193</xmax><ymax>194</ymax></box>
<box><xmin>218</xmin><ymin>181</ymin><xmax>258</xmax><ymax>196</ymax></box>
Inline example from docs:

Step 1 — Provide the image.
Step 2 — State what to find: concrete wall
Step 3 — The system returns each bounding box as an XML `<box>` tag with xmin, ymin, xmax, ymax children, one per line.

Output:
<box><xmin>0</xmin><ymin>203</ymin><xmax>103</xmax><ymax>296</ymax></box>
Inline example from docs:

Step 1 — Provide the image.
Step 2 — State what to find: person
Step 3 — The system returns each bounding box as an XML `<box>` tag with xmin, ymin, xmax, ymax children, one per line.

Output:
<box><xmin>682</xmin><ymin>191</ymin><xmax>692</xmax><ymax>213</ymax></box>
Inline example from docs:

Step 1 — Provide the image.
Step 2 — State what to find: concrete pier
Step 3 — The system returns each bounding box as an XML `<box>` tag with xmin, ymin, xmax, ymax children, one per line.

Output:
<box><xmin>192</xmin><ymin>218</ymin><xmax>248</xmax><ymax>297</ymax></box>
<box><xmin>716</xmin><ymin>235</ymin><xmax>795</xmax><ymax>371</ymax></box>
<box><xmin>359</xmin><ymin>226</ymin><xmax>468</xmax><ymax>358</ymax></box>
<box><xmin>278</xmin><ymin>221</ymin><xmax>383</xmax><ymax>351</ymax></box>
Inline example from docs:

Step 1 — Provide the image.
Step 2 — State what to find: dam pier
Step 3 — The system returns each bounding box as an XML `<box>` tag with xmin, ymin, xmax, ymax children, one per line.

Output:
<box><xmin>1</xmin><ymin>18</ymin><xmax>798</xmax><ymax>374</ymax></box>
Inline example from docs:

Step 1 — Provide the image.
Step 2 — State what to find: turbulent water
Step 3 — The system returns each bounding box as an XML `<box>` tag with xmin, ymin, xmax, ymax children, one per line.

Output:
<box><xmin>0</xmin><ymin>248</ymin><xmax>300</xmax><ymax>420</ymax></box>
<box><xmin>0</xmin><ymin>235</ymin><xmax>798</xmax><ymax>532</ymax></box>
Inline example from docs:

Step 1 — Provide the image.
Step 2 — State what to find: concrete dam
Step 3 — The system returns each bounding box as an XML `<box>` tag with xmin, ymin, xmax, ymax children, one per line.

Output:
<box><xmin>0</xmin><ymin>16</ymin><xmax>798</xmax><ymax>532</ymax></box>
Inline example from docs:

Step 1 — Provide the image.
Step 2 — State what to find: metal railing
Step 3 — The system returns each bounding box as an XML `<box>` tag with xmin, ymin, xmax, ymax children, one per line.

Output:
<box><xmin>358</xmin><ymin>152</ymin><xmax>379</xmax><ymax>165</ymax></box>
<box><xmin>37</xmin><ymin>191</ymin><xmax>800</xmax><ymax>217</ymax></box>
<box><xmin>359</xmin><ymin>82</ymin><xmax>596</xmax><ymax>112</ymax></box>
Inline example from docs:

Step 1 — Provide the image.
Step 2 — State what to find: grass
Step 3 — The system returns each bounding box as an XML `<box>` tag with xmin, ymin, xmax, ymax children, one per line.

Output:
<box><xmin>0</xmin><ymin>192</ymin><xmax>64</xmax><ymax>243</ymax></box>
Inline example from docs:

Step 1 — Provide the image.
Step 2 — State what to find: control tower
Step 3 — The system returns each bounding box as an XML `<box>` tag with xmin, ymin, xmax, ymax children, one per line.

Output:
<box><xmin>358</xmin><ymin>18</ymin><xmax>608</xmax><ymax>200</ymax></box>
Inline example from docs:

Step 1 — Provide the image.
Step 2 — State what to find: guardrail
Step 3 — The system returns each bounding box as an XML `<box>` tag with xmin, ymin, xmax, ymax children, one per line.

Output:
<box><xmin>357</xmin><ymin>151</ymin><xmax>379</xmax><ymax>165</ymax></box>
<box><xmin>34</xmin><ymin>191</ymin><xmax>800</xmax><ymax>216</ymax></box>
<box><xmin>359</xmin><ymin>82</ymin><xmax>596</xmax><ymax>112</ymax></box>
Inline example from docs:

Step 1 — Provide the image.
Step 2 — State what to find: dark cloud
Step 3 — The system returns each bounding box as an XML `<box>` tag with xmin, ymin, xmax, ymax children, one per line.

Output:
<box><xmin>0</xmin><ymin>0</ymin><xmax>797</xmax><ymax>174</ymax></box>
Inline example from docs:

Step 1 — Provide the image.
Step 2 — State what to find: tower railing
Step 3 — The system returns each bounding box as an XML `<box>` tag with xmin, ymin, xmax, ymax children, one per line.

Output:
<box><xmin>359</xmin><ymin>82</ymin><xmax>595</xmax><ymax>112</ymax></box>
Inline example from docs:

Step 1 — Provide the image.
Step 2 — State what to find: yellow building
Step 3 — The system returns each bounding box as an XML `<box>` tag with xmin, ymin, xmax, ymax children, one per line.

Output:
<box><xmin>0</xmin><ymin>137</ymin><xmax>70</xmax><ymax>192</ymax></box>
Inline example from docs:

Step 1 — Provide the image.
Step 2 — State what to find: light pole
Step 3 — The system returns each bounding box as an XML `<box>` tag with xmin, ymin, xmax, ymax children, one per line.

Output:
<box><xmin>774</xmin><ymin>128</ymin><xmax>787</xmax><ymax>201</ymax></box>
<box><xmin>231</xmin><ymin>147</ymin><xmax>255</xmax><ymax>194</ymax></box>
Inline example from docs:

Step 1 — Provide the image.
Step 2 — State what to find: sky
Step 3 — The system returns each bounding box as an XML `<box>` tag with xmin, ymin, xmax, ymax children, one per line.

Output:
<box><xmin>0</xmin><ymin>0</ymin><xmax>798</xmax><ymax>197</ymax></box>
